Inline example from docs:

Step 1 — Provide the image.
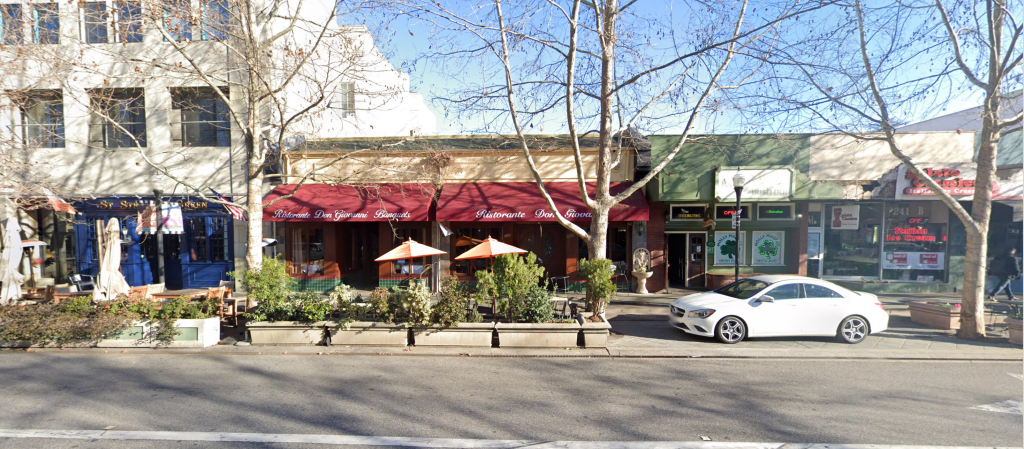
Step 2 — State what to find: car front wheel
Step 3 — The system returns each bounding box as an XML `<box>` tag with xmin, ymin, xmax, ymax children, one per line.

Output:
<box><xmin>838</xmin><ymin>315</ymin><xmax>869</xmax><ymax>344</ymax></box>
<box><xmin>715</xmin><ymin>316</ymin><xmax>746</xmax><ymax>344</ymax></box>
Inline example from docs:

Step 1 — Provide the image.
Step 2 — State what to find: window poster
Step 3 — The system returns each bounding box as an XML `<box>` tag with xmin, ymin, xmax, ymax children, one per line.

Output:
<box><xmin>752</xmin><ymin>231</ymin><xmax>785</xmax><ymax>266</ymax></box>
<box><xmin>830</xmin><ymin>205</ymin><xmax>860</xmax><ymax>230</ymax></box>
<box><xmin>714</xmin><ymin>232</ymin><xmax>745</xmax><ymax>266</ymax></box>
<box><xmin>807</xmin><ymin>232</ymin><xmax>821</xmax><ymax>259</ymax></box>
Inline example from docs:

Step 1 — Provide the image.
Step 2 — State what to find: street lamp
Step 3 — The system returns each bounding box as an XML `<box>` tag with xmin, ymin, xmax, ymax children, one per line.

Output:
<box><xmin>732</xmin><ymin>173</ymin><xmax>746</xmax><ymax>282</ymax></box>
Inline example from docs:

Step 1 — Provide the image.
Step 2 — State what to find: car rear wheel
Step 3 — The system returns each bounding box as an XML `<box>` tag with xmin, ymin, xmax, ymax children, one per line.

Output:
<box><xmin>837</xmin><ymin>315</ymin><xmax>869</xmax><ymax>344</ymax></box>
<box><xmin>715</xmin><ymin>316</ymin><xmax>746</xmax><ymax>344</ymax></box>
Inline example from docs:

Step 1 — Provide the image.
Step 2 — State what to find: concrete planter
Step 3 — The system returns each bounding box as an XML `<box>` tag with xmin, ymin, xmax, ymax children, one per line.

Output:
<box><xmin>95</xmin><ymin>318</ymin><xmax>221</xmax><ymax>348</ymax></box>
<box><xmin>330</xmin><ymin>321</ymin><xmax>408</xmax><ymax>346</ymax></box>
<box><xmin>495</xmin><ymin>322</ymin><xmax>581</xmax><ymax>348</ymax></box>
<box><xmin>581</xmin><ymin>318</ymin><xmax>612</xmax><ymax>348</ymax></box>
<box><xmin>412</xmin><ymin>323</ymin><xmax>494</xmax><ymax>347</ymax></box>
<box><xmin>908</xmin><ymin>301</ymin><xmax>961</xmax><ymax>330</ymax></box>
<box><xmin>1008</xmin><ymin>318</ymin><xmax>1023</xmax><ymax>346</ymax></box>
<box><xmin>247</xmin><ymin>321</ymin><xmax>332</xmax><ymax>345</ymax></box>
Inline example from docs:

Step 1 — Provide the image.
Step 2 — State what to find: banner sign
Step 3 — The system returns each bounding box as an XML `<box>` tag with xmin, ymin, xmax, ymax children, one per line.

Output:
<box><xmin>714</xmin><ymin>232</ymin><xmax>745</xmax><ymax>266</ymax></box>
<box><xmin>670</xmin><ymin>205</ymin><xmax>706</xmax><ymax>220</ymax></box>
<box><xmin>893</xmin><ymin>162</ymin><xmax>1022</xmax><ymax>200</ymax></box>
<box><xmin>830</xmin><ymin>205</ymin><xmax>860</xmax><ymax>230</ymax></box>
<box><xmin>751</xmin><ymin>231</ymin><xmax>785</xmax><ymax>266</ymax></box>
<box><xmin>716</xmin><ymin>168</ymin><xmax>794</xmax><ymax>201</ymax></box>
<box><xmin>882</xmin><ymin>251</ymin><xmax>945</xmax><ymax>270</ymax></box>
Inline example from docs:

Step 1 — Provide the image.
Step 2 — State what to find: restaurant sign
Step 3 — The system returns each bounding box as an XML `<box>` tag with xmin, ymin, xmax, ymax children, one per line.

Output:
<box><xmin>894</xmin><ymin>162</ymin><xmax>1012</xmax><ymax>200</ymax></box>
<box><xmin>670</xmin><ymin>205</ymin><xmax>706</xmax><ymax>220</ymax></box>
<box><xmin>271</xmin><ymin>209</ymin><xmax>412</xmax><ymax>221</ymax></box>
<box><xmin>714</xmin><ymin>232</ymin><xmax>745</xmax><ymax>266</ymax></box>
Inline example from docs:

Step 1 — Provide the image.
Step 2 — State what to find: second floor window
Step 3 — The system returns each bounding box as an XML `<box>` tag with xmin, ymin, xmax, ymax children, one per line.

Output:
<box><xmin>171</xmin><ymin>87</ymin><xmax>230</xmax><ymax>147</ymax></box>
<box><xmin>0</xmin><ymin>4</ymin><xmax>23</xmax><ymax>45</ymax></box>
<box><xmin>200</xmin><ymin>0</ymin><xmax>227</xmax><ymax>40</ymax></box>
<box><xmin>90</xmin><ymin>89</ymin><xmax>146</xmax><ymax>148</ymax></box>
<box><xmin>32</xmin><ymin>4</ymin><xmax>59</xmax><ymax>44</ymax></box>
<box><xmin>332</xmin><ymin>83</ymin><xmax>355</xmax><ymax>118</ymax></box>
<box><xmin>21</xmin><ymin>91</ymin><xmax>65</xmax><ymax>148</ymax></box>
<box><xmin>84</xmin><ymin>1</ymin><xmax>142</xmax><ymax>43</ymax></box>
<box><xmin>162</xmin><ymin>0</ymin><xmax>191</xmax><ymax>42</ymax></box>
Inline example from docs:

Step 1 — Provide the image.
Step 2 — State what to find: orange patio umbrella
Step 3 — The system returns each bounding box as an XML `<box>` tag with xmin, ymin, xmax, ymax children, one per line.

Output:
<box><xmin>454</xmin><ymin>237</ymin><xmax>526</xmax><ymax>261</ymax></box>
<box><xmin>374</xmin><ymin>238</ymin><xmax>446</xmax><ymax>262</ymax></box>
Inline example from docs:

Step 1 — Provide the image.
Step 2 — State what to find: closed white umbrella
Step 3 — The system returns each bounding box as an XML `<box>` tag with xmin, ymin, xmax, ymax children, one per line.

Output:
<box><xmin>94</xmin><ymin>218</ymin><xmax>129</xmax><ymax>301</ymax></box>
<box><xmin>0</xmin><ymin>217</ymin><xmax>25</xmax><ymax>305</ymax></box>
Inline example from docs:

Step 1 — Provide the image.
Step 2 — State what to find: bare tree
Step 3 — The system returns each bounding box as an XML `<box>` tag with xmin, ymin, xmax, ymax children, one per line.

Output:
<box><xmin>743</xmin><ymin>0</ymin><xmax>1021</xmax><ymax>338</ymax></box>
<box><xmin>394</xmin><ymin>0</ymin><xmax>833</xmax><ymax>313</ymax></box>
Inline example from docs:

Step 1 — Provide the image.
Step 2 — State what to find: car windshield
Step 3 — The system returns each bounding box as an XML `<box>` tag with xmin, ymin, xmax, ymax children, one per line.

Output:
<box><xmin>715</xmin><ymin>279</ymin><xmax>771</xmax><ymax>299</ymax></box>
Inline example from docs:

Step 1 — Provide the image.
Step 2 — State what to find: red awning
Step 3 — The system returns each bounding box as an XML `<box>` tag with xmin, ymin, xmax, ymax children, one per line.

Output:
<box><xmin>436</xmin><ymin>182</ymin><xmax>649</xmax><ymax>222</ymax></box>
<box><xmin>263</xmin><ymin>183</ymin><xmax>435</xmax><ymax>222</ymax></box>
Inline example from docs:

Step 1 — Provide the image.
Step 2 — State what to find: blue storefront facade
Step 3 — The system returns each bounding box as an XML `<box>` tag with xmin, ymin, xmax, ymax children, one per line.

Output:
<box><xmin>72</xmin><ymin>197</ymin><xmax>235</xmax><ymax>290</ymax></box>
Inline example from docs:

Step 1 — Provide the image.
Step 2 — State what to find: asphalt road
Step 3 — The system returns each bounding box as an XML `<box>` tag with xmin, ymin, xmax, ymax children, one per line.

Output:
<box><xmin>0</xmin><ymin>352</ymin><xmax>1020</xmax><ymax>448</ymax></box>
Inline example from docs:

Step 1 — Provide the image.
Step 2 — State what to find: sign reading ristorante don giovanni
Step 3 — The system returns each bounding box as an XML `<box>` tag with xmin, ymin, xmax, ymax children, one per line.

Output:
<box><xmin>262</xmin><ymin>183</ymin><xmax>435</xmax><ymax>222</ymax></box>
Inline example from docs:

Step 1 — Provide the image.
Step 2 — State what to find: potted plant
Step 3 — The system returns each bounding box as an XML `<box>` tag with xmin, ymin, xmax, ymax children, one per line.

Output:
<box><xmin>908</xmin><ymin>301</ymin><xmax>961</xmax><ymax>330</ymax></box>
<box><xmin>411</xmin><ymin>277</ymin><xmax>492</xmax><ymax>347</ymax></box>
<box><xmin>329</xmin><ymin>285</ymin><xmax>408</xmax><ymax>347</ymax></box>
<box><xmin>1008</xmin><ymin>304</ymin><xmax>1022</xmax><ymax>346</ymax></box>
<box><xmin>479</xmin><ymin>253</ymin><xmax>581</xmax><ymax>348</ymax></box>
<box><xmin>100</xmin><ymin>295</ymin><xmax>221</xmax><ymax>348</ymax></box>
<box><xmin>241</xmin><ymin>257</ymin><xmax>340</xmax><ymax>345</ymax></box>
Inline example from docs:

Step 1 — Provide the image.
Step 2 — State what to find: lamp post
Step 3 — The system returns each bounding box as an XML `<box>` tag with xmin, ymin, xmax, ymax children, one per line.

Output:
<box><xmin>732</xmin><ymin>173</ymin><xmax>746</xmax><ymax>282</ymax></box>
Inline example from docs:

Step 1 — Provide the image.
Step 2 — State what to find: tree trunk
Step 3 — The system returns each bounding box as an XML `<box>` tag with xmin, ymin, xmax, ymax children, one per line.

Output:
<box><xmin>245</xmin><ymin>133</ymin><xmax>265</xmax><ymax>272</ymax></box>
<box><xmin>586</xmin><ymin>207</ymin><xmax>610</xmax><ymax>314</ymax></box>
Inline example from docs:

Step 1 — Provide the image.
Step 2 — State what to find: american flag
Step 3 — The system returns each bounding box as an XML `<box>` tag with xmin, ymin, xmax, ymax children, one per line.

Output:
<box><xmin>211</xmin><ymin>188</ymin><xmax>246</xmax><ymax>221</ymax></box>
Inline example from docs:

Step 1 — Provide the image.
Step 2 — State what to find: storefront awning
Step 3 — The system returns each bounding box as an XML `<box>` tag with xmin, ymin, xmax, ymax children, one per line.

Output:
<box><xmin>263</xmin><ymin>183</ymin><xmax>436</xmax><ymax>222</ymax></box>
<box><xmin>436</xmin><ymin>182</ymin><xmax>649</xmax><ymax>222</ymax></box>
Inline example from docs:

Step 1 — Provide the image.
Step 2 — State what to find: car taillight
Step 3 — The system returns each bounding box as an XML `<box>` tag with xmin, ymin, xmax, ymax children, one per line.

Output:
<box><xmin>875</xmin><ymin>302</ymin><xmax>885</xmax><ymax>311</ymax></box>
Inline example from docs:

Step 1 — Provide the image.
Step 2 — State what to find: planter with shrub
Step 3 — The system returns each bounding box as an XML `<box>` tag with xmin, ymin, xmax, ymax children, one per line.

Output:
<box><xmin>477</xmin><ymin>253</ymin><xmax>580</xmax><ymax>348</ymax></box>
<box><xmin>411</xmin><ymin>277</ymin><xmax>492</xmax><ymax>347</ymax></box>
<box><xmin>240</xmin><ymin>257</ymin><xmax>346</xmax><ymax>345</ymax></box>
<box><xmin>329</xmin><ymin>285</ymin><xmax>407</xmax><ymax>347</ymax></box>
<box><xmin>0</xmin><ymin>294</ymin><xmax>221</xmax><ymax>348</ymax></box>
<box><xmin>1008</xmin><ymin>305</ymin><xmax>1022</xmax><ymax>346</ymax></box>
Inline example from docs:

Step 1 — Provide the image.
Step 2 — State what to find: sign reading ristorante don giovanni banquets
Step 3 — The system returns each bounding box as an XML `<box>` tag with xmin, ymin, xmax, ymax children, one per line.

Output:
<box><xmin>436</xmin><ymin>182</ymin><xmax>649</xmax><ymax>222</ymax></box>
<box><xmin>262</xmin><ymin>183</ymin><xmax>435</xmax><ymax>222</ymax></box>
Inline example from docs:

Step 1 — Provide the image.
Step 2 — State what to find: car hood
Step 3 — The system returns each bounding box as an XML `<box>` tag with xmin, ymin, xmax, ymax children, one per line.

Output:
<box><xmin>672</xmin><ymin>292</ymin><xmax>744</xmax><ymax>308</ymax></box>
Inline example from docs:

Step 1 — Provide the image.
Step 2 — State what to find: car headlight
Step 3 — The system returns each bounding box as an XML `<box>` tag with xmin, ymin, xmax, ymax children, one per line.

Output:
<box><xmin>688</xmin><ymin>309</ymin><xmax>715</xmax><ymax>318</ymax></box>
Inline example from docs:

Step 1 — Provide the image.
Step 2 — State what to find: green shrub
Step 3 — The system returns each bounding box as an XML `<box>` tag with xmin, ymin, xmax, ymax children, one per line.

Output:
<box><xmin>475</xmin><ymin>253</ymin><xmax>552</xmax><ymax>323</ymax></box>
<box><xmin>393</xmin><ymin>281</ymin><xmax>431</xmax><ymax>326</ymax></box>
<box><xmin>578</xmin><ymin>258</ymin><xmax>615</xmax><ymax>314</ymax></box>
<box><xmin>235</xmin><ymin>256</ymin><xmax>295</xmax><ymax>321</ymax></box>
<box><xmin>0</xmin><ymin>302</ymin><xmax>134</xmax><ymax>345</ymax></box>
<box><xmin>433</xmin><ymin>277</ymin><xmax>471</xmax><ymax>327</ymax></box>
<box><xmin>367</xmin><ymin>287</ymin><xmax>395</xmax><ymax>323</ymax></box>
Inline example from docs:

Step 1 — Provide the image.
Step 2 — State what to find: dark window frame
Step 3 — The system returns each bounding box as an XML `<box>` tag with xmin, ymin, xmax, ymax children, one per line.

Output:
<box><xmin>171</xmin><ymin>87</ymin><xmax>231</xmax><ymax>147</ymax></box>
<box><xmin>21</xmin><ymin>91</ymin><xmax>65</xmax><ymax>148</ymax></box>
<box><xmin>32</xmin><ymin>3</ymin><xmax>59</xmax><ymax>44</ymax></box>
<box><xmin>91</xmin><ymin>88</ymin><xmax>147</xmax><ymax>148</ymax></box>
<box><xmin>1</xmin><ymin>4</ymin><xmax>24</xmax><ymax>45</ymax></box>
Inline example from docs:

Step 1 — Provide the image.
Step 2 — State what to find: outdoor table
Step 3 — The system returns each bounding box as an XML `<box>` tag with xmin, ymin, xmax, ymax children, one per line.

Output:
<box><xmin>151</xmin><ymin>288</ymin><xmax>208</xmax><ymax>301</ymax></box>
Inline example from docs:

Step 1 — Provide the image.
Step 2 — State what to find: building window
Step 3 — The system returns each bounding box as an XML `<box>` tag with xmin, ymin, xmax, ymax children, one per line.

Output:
<box><xmin>32</xmin><ymin>3</ymin><xmax>59</xmax><ymax>44</ymax></box>
<box><xmin>452</xmin><ymin>226</ymin><xmax>501</xmax><ymax>275</ymax></box>
<box><xmin>332</xmin><ymin>83</ymin><xmax>355</xmax><ymax>118</ymax></box>
<box><xmin>882</xmin><ymin>202</ymin><xmax>947</xmax><ymax>282</ymax></box>
<box><xmin>188</xmin><ymin>217</ymin><xmax>208</xmax><ymax>261</ymax></box>
<box><xmin>90</xmin><ymin>89</ymin><xmax>146</xmax><ymax>148</ymax></box>
<box><xmin>185</xmin><ymin>216</ymin><xmax>229</xmax><ymax>262</ymax></box>
<box><xmin>822</xmin><ymin>203</ymin><xmax>882</xmax><ymax>278</ymax></box>
<box><xmin>171</xmin><ymin>87</ymin><xmax>230</xmax><ymax>147</ymax></box>
<box><xmin>0</xmin><ymin>4</ymin><xmax>23</xmax><ymax>45</ymax></box>
<box><xmin>200</xmin><ymin>0</ymin><xmax>227</xmax><ymax>40</ymax></box>
<box><xmin>291</xmin><ymin>228</ymin><xmax>324</xmax><ymax>275</ymax></box>
<box><xmin>393</xmin><ymin>228</ymin><xmax>424</xmax><ymax>274</ymax></box>
<box><xmin>21</xmin><ymin>91</ymin><xmax>65</xmax><ymax>148</ymax></box>
<box><xmin>115</xmin><ymin>1</ymin><xmax>142</xmax><ymax>43</ymax></box>
<box><xmin>162</xmin><ymin>0</ymin><xmax>191</xmax><ymax>42</ymax></box>
<box><xmin>82</xmin><ymin>2</ymin><xmax>107</xmax><ymax>43</ymax></box>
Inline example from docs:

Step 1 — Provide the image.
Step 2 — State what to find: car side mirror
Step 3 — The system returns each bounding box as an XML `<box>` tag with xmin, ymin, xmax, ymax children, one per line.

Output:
<box><xmin>758</xmin><ymin>295</ymin><xmax>775</xmax><ymax>303</ymax></box>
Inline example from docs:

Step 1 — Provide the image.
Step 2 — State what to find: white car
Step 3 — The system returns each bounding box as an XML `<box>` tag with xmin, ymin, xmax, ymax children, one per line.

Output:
<box><xmin>668</xmin><ymin>275</ymin><xmax>889</xmax><ymax>344</ymax></box>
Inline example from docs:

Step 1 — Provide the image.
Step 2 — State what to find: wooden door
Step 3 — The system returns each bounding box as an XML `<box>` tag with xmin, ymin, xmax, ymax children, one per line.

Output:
<box><xmin>515</xmin><ymin>224</ymin><xmax>564</xmax><ymax>278</ymax></box>
<box><xmin>686</xmin><ymin>233</ymin><xmax>706</xmax><ymax>289</ymax></box>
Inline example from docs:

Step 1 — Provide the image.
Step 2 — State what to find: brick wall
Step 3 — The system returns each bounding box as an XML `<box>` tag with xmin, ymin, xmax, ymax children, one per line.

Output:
<box><xmin>647</xmin><ymin>202</ymin><xmax>666</xmax><ymax>292</ymax></box>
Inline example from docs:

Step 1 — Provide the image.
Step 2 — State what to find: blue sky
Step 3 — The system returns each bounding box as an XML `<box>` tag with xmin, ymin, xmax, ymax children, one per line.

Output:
<box><xmin>347</xmin><ymin>1</ymin><xmax>1003</xmax><ymax>137</ymax></box>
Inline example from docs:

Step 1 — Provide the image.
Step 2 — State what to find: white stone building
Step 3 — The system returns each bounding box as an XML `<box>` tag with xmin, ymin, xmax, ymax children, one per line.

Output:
<box><xmin>0</xmin><ymin>0</ymin><xmax>436</xmax><ymax>288</ymax></box>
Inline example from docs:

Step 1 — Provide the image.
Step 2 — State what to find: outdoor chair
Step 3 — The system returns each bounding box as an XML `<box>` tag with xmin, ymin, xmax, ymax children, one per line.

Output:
<box><xmin>128</xmin><ymin>285</ymin><xmax>150</xmax><ymax>300</ymax></box>
<box><xmin>69</xmin><ymin>274</ymin><xmax>94</xmax><ymax>291</ymax></box>
<box><xmin>220</xmin><ymin>288</ymin><xmax>248</xmax><ymax>327</ymax></box>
